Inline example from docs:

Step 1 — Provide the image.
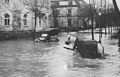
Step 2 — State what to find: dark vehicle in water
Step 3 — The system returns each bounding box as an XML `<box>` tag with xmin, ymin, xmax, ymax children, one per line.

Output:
<box><xmin>35</xmin><ymin>28</ymin><xmax>59</xmax><ymax>42</ymax></box>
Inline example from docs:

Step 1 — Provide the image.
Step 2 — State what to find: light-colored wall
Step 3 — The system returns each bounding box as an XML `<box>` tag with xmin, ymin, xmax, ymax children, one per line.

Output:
<box><xmin>0</xmin><ymin>0</ymin><xmax>51</xmax><ymax>31</ymax></box>
<box><xmin>20</xmin><ymin>9</ymin><xmax>33</xmax><ymax>30</ymax></box>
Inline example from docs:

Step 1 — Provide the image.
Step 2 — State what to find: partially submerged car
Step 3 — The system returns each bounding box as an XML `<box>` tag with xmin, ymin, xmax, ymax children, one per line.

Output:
<box><xmin>36</xmin><ymin>28</ymin><xmax>59</xmax><ymax>42</ymax></box>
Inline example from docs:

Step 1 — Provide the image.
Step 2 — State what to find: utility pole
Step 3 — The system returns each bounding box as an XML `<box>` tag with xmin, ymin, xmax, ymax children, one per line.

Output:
<box><xmin>33</xmin><ymin>0</ymin><xmax>38</xmax><ymax>39</ymax></box>
<box><xmin>100</xmin><ymin>0</ymin><xmax>102</xmax><ymax>37</ymax></box>
<box><xmin>99</xmin><ymin>0</ymin><xmax>103</xmax><ymax>43</ymax></box>
<box><xmin>89</xmin><ymin>0</ymin><xmax>94</xmax><ymax>40</ymax></box>
<box><xmin>104</xmin><ymin>0</ymin><xmax>107</xmax><ymax>36</ymax></box>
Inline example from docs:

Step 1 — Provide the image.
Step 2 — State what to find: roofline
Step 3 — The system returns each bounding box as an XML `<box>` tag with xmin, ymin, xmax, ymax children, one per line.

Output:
<box><xmin>51</xmin><ymin>0</ymin><xmax>70</xmax><ymax>2</ymax></box>
<box><xmin>51</xmin><ymin>0</ymin><xmax>84</xmax><ymax>1</ymax></box>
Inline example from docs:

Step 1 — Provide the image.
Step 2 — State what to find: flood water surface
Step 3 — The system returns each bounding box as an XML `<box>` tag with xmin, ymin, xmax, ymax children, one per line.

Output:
<box><xmin>0</xmin><ymin>28</ymin><xmax>120</xmax><ymax>77</ymax></box>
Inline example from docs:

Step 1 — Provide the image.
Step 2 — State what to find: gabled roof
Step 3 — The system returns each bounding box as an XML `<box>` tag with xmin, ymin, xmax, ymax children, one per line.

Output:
<box><xmin>51</xmin><ymin>0</ymin><xmax>84</xmax><ymax>2</ymax></box>
<box><xmin>51</xmin><ymin>0</ymin><xmax>70</xmax><ymax>1</ymax></box>
<box><xmin>51</xmin><ymin>0</ymin><xmax>86</xmax><ymax>7</ymax></box>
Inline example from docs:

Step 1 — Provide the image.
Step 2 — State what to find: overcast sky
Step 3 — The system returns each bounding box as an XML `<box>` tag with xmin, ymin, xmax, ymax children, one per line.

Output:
<box><xmin>116</xmin><ymin>0</ymin><xmax>120</xmax><ymax>10</ymax></box>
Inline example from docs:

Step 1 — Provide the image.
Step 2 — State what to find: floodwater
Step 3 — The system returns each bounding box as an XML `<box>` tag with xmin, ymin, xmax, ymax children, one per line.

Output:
<box><xmin>0</xmin><ymin>28</ymin><xmax>120</xmax><ymax>77</ymax></box>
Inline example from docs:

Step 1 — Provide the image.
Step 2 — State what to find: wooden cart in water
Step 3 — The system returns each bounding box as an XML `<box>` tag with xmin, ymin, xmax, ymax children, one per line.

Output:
<box><xmin>75</xmin><ymin>40</ymin><xmax>103</xmax><ymax>59</ymax></box>
<box><xmin>65</xmin><ymin>35</ymin><xmax>104</xmax><ymax>59</ymax></box>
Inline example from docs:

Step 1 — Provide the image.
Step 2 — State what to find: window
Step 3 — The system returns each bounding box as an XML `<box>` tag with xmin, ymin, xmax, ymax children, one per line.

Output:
<box><xmin>5</xmin><ymin>0</ymin><xmax>9</xmax><ymax>3</ymax></box>
<box><xmin>59</xmin><ymin>1</ymin><xmax>68</xmax><ymax>5</ymax></box>
<box><xmin>39</xmin><ymin>17</ymin><xmax>41</xmax><ymax>26</ymax></box>
<box><xmin>23</xmin><ymin>14</ymin><xmax>27</xmax><ymax>25</ymax></box>
<box><xmin>23</xmin><ymin>0</ymin><xmax>29</xmax><ymax>6</ymax></box>
<box><xmin>68</xmin><ymin>9</ymin><xmax>71</xmax><ymax>16</ymax></box>
<box><xmin>0</xmin><ymin>4</ymin><xmax>1</xmax><ymax>8</ymax></box>
<box><xmin>68</xmin><ymin>1</ymin><xmax>72</xmax><ymax>5</ymax></box>
<box><xmin>4</xmin><ymin>13</ymin><xmax>10</xmax><ymax>25</ymax></box>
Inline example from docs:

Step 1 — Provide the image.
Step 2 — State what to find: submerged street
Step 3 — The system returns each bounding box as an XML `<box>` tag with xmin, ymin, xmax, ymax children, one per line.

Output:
<box><xmin>0</xmin><ymin>28</ymin><xmax>120</xmax><ymax>77</ymax></box>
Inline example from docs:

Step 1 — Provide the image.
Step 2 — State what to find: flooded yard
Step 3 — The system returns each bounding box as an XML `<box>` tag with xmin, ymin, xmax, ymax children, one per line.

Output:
<box><xmin>0</xmin><ymin>28</ymin><xmax>120</xmax><ymax>77</ymax></box>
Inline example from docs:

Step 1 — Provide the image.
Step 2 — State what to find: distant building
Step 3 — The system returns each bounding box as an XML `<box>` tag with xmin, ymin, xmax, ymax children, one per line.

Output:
<box><xmin>0</xmin><ymin>0</ymin><xmax>51</xmax><ymax>31</ymax></box>
<box><xmin>51</xmin><ymin>0</ymin><xmax>90</xmax><ymax>29</ymax></box>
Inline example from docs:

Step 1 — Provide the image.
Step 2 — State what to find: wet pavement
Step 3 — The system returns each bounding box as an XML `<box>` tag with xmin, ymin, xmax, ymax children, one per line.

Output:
<box><xmin>0</xmin><ymin>27</ymin><xmax>120</xmax><ymax>77</ymax></box>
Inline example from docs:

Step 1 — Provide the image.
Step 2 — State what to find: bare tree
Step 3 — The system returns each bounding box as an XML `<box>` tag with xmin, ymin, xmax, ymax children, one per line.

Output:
<box><xmin>21</xmin><ymin>0</ymin><xmax>50</xmax><ymax>38</ymax></box>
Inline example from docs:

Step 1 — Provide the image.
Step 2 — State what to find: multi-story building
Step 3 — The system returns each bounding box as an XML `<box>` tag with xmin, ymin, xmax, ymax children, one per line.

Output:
<box><xmin>0</xmin><ymin>0</ymin><xmax>51</xmax><ymax>31</ymax></box>
<box><xmin>51</xmin><ymin>0</ymin><xmax>90</xmax><ymax>30</ymax></box>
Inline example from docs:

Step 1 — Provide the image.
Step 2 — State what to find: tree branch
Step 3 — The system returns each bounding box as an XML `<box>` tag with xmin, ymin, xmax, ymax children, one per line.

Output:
<box><xmin>0</xmin><ymin>1</ymin><xmax>14</xmax><ymax>14</ymax></box>
<box><xmin>112</xmin><ymin>0</ymin><xmax>120</xmax><ymax>16</ymax></box>
<box><xmin>39</xmin><ymin>0</ymin><xmax>46</xmax><ymax>11</ymax></box>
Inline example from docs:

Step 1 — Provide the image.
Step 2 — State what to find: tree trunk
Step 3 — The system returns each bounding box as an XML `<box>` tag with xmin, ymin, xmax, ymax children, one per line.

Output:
<box><xmin>91</xmin><ymin>17</ymin><xmax>94</xmax><ymax>40</ymax></box>
<box><xmin>33</xmin><ymin>12</ymin><xmax>37</xmax><ymax>39</ymax></box>
<box><xmin>112</xmin><ymin>0</ymin><xmax>120</xmax><ymax>16</ymax></box>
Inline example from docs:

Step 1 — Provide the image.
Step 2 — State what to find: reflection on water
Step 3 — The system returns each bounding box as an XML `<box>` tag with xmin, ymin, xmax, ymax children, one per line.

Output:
<box><xmin>0</xmin><ymin>28</ymin><xmax>120</xmax><ymax>77</ymax></box>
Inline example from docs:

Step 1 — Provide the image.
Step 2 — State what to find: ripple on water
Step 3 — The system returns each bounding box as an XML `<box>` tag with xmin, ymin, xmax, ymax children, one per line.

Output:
<box><xmin>0</xmin><ymin>29</ymin><xmax>120</xmax><ymax>77</ymax></box>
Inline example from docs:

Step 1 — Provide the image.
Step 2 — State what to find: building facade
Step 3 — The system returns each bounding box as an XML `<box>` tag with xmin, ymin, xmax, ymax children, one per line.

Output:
<box><xmin>0</xmin><ymin>0</ymin><xmax>51</xmax><ymax>31</ymax></box>
<box><xmin>51</xmin><ymin>0</ymin><xmax>90</xmax><ymax>29</ymax></box>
